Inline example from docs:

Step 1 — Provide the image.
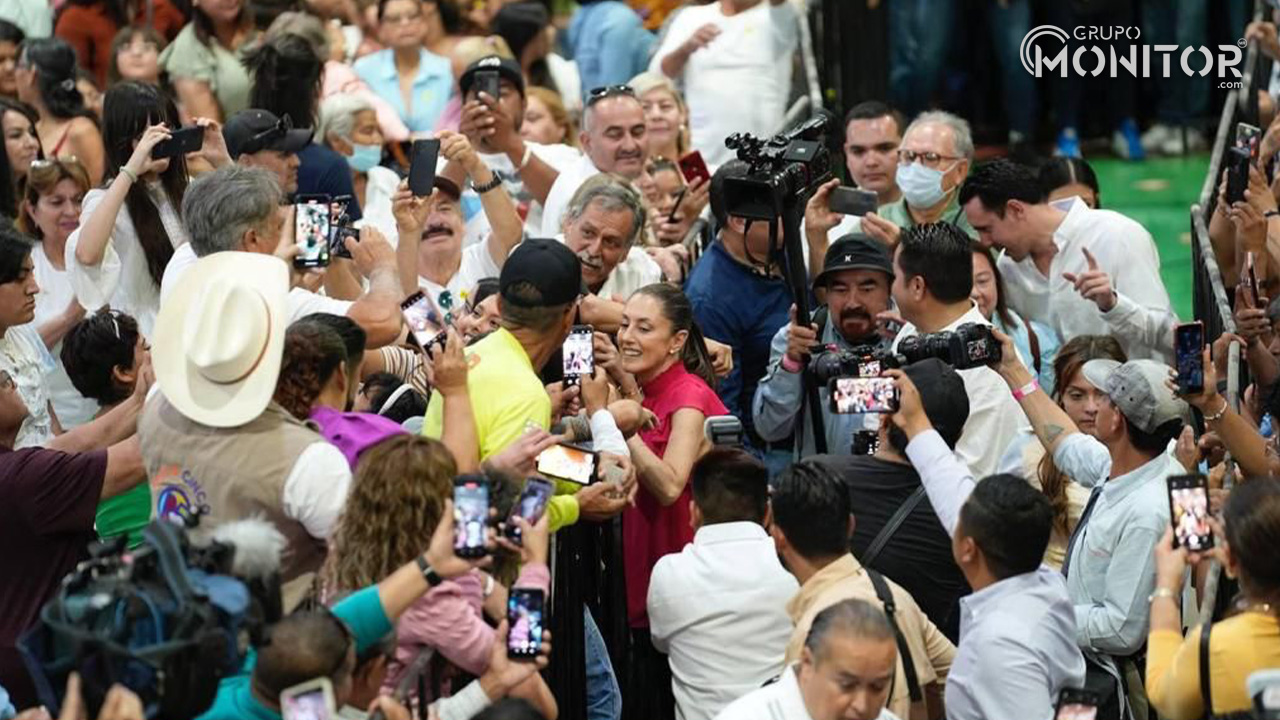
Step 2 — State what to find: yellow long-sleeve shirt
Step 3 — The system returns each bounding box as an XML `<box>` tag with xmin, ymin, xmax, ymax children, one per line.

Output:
<box><xmin>1147</xmin><ymin>611</ymin><xmax>1280</xmax><ymax>720</ymax></box>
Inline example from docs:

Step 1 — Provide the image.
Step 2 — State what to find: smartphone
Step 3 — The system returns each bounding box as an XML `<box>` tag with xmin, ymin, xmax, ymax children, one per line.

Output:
<box><xmin>151</xmin><ymin>126</ymin><xmax>204</xmax><ymax>159</ymax></box>
<box><xmin>1168</xmin><ymin>474</ymin><xmax>1215</xmax><ymax>551</ymax></box>
<box><xmin>1244</xmin><ymin>251</ymin><xmax>1261</xmax><ymax>308</ymax></box>
<box><xmin>409</xmin><ymin>139</ymin><xmax>441</xmax><ymax>197</ymax></box>
<box><xmin>1227</xmin><ymin>146</ymin><xmax>1251</xmax><ymax>205</ymax></box>
<box><xmin>1236</xmin><ymin>121</ymin><xmax>1262</xmax><ymax>163</ymax></box>
<box><xmin>678</xmin><ymin>150</ymin><xmax>711</xmax><ymax>186</ymax></box>
<box><xmin>666</xmin><ymin>187</ymin><xmax>688</xmax><ymax>224</ymax></box>
<box><xmin>828</xmin><ymin>186</ymin><xmax>879</xmax><ymax>216</ymax></box>
<box><xmin>703</xmin><ymin>415</ymin><xmax>744</xmax><ymax>446</ymax></box>
<box><xmin>506</xmin><ymin>588</ymin><xmax>545</xmax><ymax>660</ymax></box>
<box><xmin>400</xmin><ymin>291</ymin><xmax>447</xmax><ymax>354</ymax></box>
<box><xmin>294</xmin><ymin>200</ymin><xmax>331</xmax><ymax>268</ymax></box>
<box><xmin>280</xmin><ymin>678</ymin><xmax>336</xmax><ymax>720</ymax></box>
<box><xmin>452</xmin><ymin>475</ymin><xmax>490</xmax><ymax>558</ymax></box>
<box><xmin>828</xmin><ymin>377</ymin><xmax>900</xmax><ymax>415</ymax></box>
<box><xmin>475</xmin><ymin>69</ymin><xmax>500</xmax><ymax>101</ymax></box>
<box><xmin>562</xmin><ymin>325</ymin><xmax>594</xmax><ymax>386</ymax></box>
<box><xmin>505</xmin><ymin>478</ymin><xmax>553</xmax><ymax>544</ymax></box>
<box><xmin>328</xmin><ymin>195</ymin><xmax>355</xmax><ymax>260</ymax></box>
<box><xmin>1174</xmin><ymin>321</ymin><xmax>1205</xmax><ymax>395</ymax></box>
<box><xmin>535</xmin><ymin>443</ymin><xmax>597</xmax><ymax>485</ymax></box>
<box><xmin>1054</xmin><ymin>688</ymin><xmax>1100</xmax><ymax>720</ymax></box>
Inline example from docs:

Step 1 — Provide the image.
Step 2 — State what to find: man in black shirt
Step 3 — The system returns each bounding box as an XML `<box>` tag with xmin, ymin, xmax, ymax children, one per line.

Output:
<box><xmin>810</xmin><ymin>358</ymin><xmax>971</xmax><ymax>642</ymax></box>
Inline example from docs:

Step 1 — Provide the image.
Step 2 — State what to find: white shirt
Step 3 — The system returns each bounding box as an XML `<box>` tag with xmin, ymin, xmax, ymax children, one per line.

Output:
<box><xmin>0</xmin><ymin>0</ymin><xmax>52</xmax><ymax>37</ymax></box>
<box><xmin>997</xmin><ymin>197</ymin><xmax>1177</xmax><ymax>363</ymax></box>
<box><xmin>417</xmin><ymin>240</ymin><xmax>503</xmax><ymax>304</ymax></box>
<box><xmin>66</xmin><ymin>184</ymin><xmax>190</xmax><ymax>338</ymax></box>
<box><xmin>892</xmin><ymin>303</ymin><xmax>1029</xmax><ymax>479</ymax></box>
<box><xmin>471</xmin><ymin>142</ymin><xmax>582</xmax><ymax>247</ymax></box>
<box><xmin>161</xmin><ymin>243</ymin><xmax>354</xmax><ymax>321</ymax></box>
<box><xmin>282</xmin><ymin>441</ymin><xmax>353</xmax><ymax>539</ymax></box>
<box><xmin>649</xmin><ymin>522</ymin><xmax>799</xmax><ymax>720</ymax></box>
<box><xmin>539</xmin><ymin>153</ymin><xmax>603</xmax><ymax>238</ymax></box>
<box><xmin>650</xmin><ymin>2</ymin><xmax>799</xmax><ymax>167</ymax></box>
<box><xmin>905</xmin><ymin>430</ymin><xmax>1087</xmax><ymax>720</ymax></box>
<box><xmin>30</xmin><ymin>243</ymin><xmax>97</xmax><ymax>428</ymax></box>
<box><xmin>355</xmin><ymin>166</ymin><xmax>403</xmax><ymax>245</ymax></box>
<box><xmin>0</xmin><ymin>324</ymin><xmax>56</xmax><ymax>448</ymax></box>
<box><xmin>714</xmin><ymin>665</ymin><xmax>900</xmax><ymax>720</ymax></box>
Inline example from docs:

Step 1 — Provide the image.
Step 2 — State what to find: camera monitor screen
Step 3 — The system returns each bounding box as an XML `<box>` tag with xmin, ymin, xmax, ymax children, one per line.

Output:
<box><xmin>830</xmin><ymin>377</ymin><xmax>899</xmax><ymax>414</ymax></box>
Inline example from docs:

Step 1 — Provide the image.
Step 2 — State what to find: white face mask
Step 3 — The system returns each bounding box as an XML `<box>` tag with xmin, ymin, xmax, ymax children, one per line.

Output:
<box><xmin>895</xmin><ymin>161</ymin><xmax>957</xmax><ymax>209</ymax></box>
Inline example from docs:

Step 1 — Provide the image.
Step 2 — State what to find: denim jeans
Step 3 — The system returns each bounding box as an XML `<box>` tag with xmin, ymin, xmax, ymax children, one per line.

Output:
<box><xmin>1143</xmin><ymin>0</ymin><xmax>1209</xmax><ymax>126</ymax></box>
<box><xmin>987</xmin><ymin>0</ymin><xmax>1037</xmax><ymax>136</ymax></box>
<box><xmin>584</xmin><ymin>606</ymin><xmax>622</xmax><ymax>720</ymax></box>
<box><xmin>888</xmin><ymin>0</ymin><xmax>956</xmax><ymax>118</ymax></box>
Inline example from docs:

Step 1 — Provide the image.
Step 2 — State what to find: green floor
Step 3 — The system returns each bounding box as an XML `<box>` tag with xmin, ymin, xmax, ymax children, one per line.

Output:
<box><xmin>1089</xmin><ymin>155</ymin><xmax>1208</xmax><ymax>321</ymax></box>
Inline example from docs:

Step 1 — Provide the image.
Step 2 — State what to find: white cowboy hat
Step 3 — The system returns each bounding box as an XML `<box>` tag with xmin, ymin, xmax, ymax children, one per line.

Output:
<box><xmin>152</xmin><ymin>251</ymin><xmax>289</xmax><ymax>428</ymax></box>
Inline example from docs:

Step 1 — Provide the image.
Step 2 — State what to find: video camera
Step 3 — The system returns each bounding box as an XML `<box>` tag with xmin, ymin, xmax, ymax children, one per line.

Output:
<box><xmin>722</xmin><ymin>113</ymin><xmax>835</xmax><ymax>222</ymax></box>
<box><xmin>809</xmin><ymin>323</ymin><xmax>1002</xmax><ymax>383</ymax></box>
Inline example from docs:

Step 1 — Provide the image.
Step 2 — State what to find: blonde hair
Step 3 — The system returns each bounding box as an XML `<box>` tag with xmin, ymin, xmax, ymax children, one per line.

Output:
<box><xmin>18</xmin><ymin>158</ymin><xmax>90</xmax><ymax>239</ymax></box>
<box><xmin>525</xmin><ymin>85</ymin><xmax>576</xmax><ymax>147</ymax></box>
<box><xmin>630</xmin><ymin>71</ymin><xmax>689</xmax><ymax>155</ymax></box>
<box><xmin>452</xmin><ymin>35</ymin><xmax>514</xmax><ymax>67</ymax></box>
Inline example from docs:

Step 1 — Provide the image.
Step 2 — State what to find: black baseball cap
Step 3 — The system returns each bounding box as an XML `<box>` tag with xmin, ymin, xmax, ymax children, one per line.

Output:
<box><xmin>813</xmin><ymin>233</ymin><xmax>894</xmax><ymax>288</ymax></box>
<box><xmin>459</xmin><ymin>55</ymin><xmax>525</xmax><ymax>98</ymax></box>
<box><xmin>902</xmin><ymin>358</ymin><xmax>969</xmax><ymax>449</ymax></box>
<box><xmin>223</xmin><ymin>109</ymin><xmax>314</xmax><ymax>159</ymax></box>
<box><xmin>500</xmin><ymin>238</ymin><xmax>582</xmax><ymax>308</ymax></box>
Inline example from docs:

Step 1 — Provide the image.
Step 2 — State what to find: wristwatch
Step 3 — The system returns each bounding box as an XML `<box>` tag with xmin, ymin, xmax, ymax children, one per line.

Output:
<box><xmin>471</xmin><ymin>173</ymin><xmax>504</xmax><ymax>194</ymax></box>
<box><xmin>416</xmin><ymin>555</ymin><xmax>444</xmax><ymax>587</ymax></box>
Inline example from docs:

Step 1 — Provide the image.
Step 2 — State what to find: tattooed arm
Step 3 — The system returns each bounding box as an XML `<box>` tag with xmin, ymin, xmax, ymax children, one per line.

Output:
<box><xmin>990</xmin><ymin>327</ymin><xmax>1080</xmax><ymax>456</ymax></box>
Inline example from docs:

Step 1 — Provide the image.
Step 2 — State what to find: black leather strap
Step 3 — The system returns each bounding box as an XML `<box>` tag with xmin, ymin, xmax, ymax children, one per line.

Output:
<box><xmin>863</xmin><ymin>486</ymin><xmax>927</xmax><ymax>567</ymax></box>
<box><xmin>868</xmin><ymin>568</ymin><xmax>922</xmax><ymax>702</ymax></box>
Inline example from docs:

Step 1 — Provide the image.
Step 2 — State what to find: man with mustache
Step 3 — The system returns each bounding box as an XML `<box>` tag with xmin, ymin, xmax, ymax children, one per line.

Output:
<box><xmin>753</xmin><ymin>234</ymin><xmax>894</xmax><ymax>459</ymax></box>
<box><xmin>561</xmin><ymin>174</ymin><xmax>660</xmax><ymax>300</ymax></box>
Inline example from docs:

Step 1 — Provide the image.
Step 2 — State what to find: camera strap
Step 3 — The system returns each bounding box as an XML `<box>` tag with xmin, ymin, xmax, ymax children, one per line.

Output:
<box><xmin>867</xmin><ymin>568</ymin><xmax>922</xmax><ymax>703</ymax></box>
<box><xmin>862</xmin><ymin>486</ymin><xmax>926</xmax><ymax>567</ymax></box>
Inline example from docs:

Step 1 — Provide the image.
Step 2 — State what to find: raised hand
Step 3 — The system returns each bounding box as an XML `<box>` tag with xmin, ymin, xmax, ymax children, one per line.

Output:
<box><xmin>1062</xmin><ymin>247</ymin><xmax>1116</xmax><ymax>312</ymax></box>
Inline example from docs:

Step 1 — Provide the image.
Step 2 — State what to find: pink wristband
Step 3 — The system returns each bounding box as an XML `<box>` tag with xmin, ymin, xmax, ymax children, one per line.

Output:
<box><xmin>781</xmin><ymin>354</ymin><xmax>803</xmax><ymax>373</ymax></box>
<box><xmin>1012</xmin><ymin>378</ymin><xmax>1040</xmax><ymax>401</ymax></box>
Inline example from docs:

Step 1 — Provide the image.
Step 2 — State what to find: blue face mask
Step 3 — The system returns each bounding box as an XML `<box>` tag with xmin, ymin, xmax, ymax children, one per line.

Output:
<box><xmin>895</xmin><ymin>161</ymin><xmax>955</xmax><ymax>209</ymax></box>
<box><xmin>346</xmin><ymin>143</ymin><xmax>382</xmax><ymax>173</ymax></box>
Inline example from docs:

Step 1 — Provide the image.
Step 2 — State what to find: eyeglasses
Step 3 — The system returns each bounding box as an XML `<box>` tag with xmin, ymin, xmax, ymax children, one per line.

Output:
<box><xmin>896</xmin><ymin>149</ymin><xmax>962</xmax><ymax>167</ymax></box>
<box><xmin>586</xmin><ymin>85</ymin><xmax>636</xmax><ymax>107</ymax></box>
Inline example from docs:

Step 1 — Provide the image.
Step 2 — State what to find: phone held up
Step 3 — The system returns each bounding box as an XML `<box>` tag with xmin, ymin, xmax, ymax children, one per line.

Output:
<box><xmin>151</xmin><ymin>126</ymin><xmax>204</xmax><ymax>160</ymax></box>
<box><xmin>507</xmin><ymin>588</ymin><xmax>545</xmax><ymax>660</ymax></box>
<box><xmin>505</xmin><ymin>478</ymin><xmax>553</xmax><ymax>544</ymax></box>
<box><xmin>828</xmin><ymin>186</ymin><xmax>878</xmax><ymax>216</ymax></box>
<box><xmin>536</xmin><ymin>442</ymin><xmax>597</xmax><ymax>485</ymax></box>
<box><xmin>452</xmin><ymin>475</ymin><xmax>490</xmax><ymax>558</ymax></box>
<box><xmin>562</xmin><ymin>324</ymin><xmax>594</xmax><ymax>386</ymax></box>
<box><xmin>280</xmin><ymin>678</ymin><xmax>336</xmax><ymax>720</ymax></box>
<box><xmin>1168</xmin><ymin>474</ymin><xmax>1215</xmax><ymax>551</ymax></box>
<box><xmin>294</xmin><ymin>197</ymin><xmax>331</xmax><ymax>269</ymax></box>
<box><xmin>475</xmin><ymin>69</ymin><xmax>500</xmax><ymax>102</ymax></box>
<box><xmin>1054</xmin><ymin>687</ymin><xmax>1100</xmax><ymax>720</ymax></box>
<box><xmin>678</xmin><ymin>150</ymin><xmax>711</xmax><ymax>186</ymax></box>
<box><xmin>409</xmin><ymin>139</ymin><xmax>441</xmax><ymax>197</ymax></box>
<box><xmin>400</xmin><ymin>290</ymin><xmax>447</xmax><ymax>355</ymax></box>
<box><xmin>829</xmin><ymin>376</ymin><xmax>900</xmax><ymax>415</ymax></box>
<box><xmin>1173</xmin><ymin>321</ymin><xmax>1204</xmax><ymax>395</ymax></box>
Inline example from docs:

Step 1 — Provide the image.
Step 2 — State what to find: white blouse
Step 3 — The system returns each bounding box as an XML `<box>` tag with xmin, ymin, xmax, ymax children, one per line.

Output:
<box><xmin>0</xmin><ymin>324</ymin><xmax>56</xmax><ymax>448</ymax></box>
<box><xmin>30</xmin><ymin>242</ymin><xmax>97</xmax><ymax>428</ymax></box>
<box><xmin>65</xmin><ymin>181</ymin><xmax>190</xmax><ymax>338</ymax></box>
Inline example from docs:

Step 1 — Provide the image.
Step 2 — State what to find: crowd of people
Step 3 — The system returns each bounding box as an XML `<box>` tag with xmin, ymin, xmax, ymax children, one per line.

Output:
<box><xmin>0</xmin><ymin>1</ymin><xmax>1279</xmax><ymax>720</ymax></box>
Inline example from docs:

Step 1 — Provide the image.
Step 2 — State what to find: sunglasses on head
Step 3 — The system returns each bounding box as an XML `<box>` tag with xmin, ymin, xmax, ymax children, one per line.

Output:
<box><xmin>245</xmin><ymin>115</ymin><xmax>293</xmax><ymax>154</ymax></box>
<box><xmin>586</xmin><ymin>85</ymin><xmax>636</xmax><ymax>107</ymax></box>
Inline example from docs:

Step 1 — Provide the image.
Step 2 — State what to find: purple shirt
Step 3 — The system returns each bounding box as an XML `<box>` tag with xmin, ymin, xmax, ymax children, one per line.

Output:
<box><xmin>308</xmin><ymin>407</ymin><xmax>406</xmax><ymax>469</ymax></box>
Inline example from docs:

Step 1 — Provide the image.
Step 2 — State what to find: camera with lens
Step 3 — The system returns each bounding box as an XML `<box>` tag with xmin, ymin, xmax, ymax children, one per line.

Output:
<box><xmin>898</xmin><ymin>323</ymin><xmax>1002</xmax><ymax>371</ymax></box>
<box><xmin>810</xmin><ymin>345</ymin><xmax>902</xmax><ymax>384</ymax></box>
<box><xmin>722</xmin><ymin>113</ymin><xmax>835</xmax><ymax>221</ymax></box>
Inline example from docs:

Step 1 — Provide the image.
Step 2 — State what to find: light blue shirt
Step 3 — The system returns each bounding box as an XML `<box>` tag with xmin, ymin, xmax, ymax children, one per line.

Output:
<box><xmin>353</xmin><ymin>48</ymin><xmax>453</xmax><ymax>135</ymax></box>
<box><xmin>994</xmin><ymin>312</ymin><xmax>1061</xmax><ymax>396</ymax></box>
<box><xmin>1053</xmin><ymin>433</ymin><xmax>1177</xmax><ymax>656</ymax></box>
<box><xmin>905</xmin><ymin>430</ymin><xmax>1087</xmax><ymax>720</ymax></box>
<box><xmin>753</xmin><ymin>317</ymin><xmax>889</xmax><ymax>457</ymax></box>
<box><xmin>566</xmin><ymin>2</ymin><xmax>654</xmax><ymax>105</ymax></box>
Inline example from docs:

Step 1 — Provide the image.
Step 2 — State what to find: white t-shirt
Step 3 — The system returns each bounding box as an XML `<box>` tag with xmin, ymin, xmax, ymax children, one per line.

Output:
<box><xmin>354</xmin><ymin>166</ymin><xmax>403</xmax><ymax>246</ymax></box>
<box><xmin>0</xmin><ymin>324</ymin><xmax>56</xmax><ymax>448</ymax></box>
<box><xmin>161</xmin><ymin>243</ymin><xmax>355</xmax><ymax>322</ymax></box>
<box><xmin>417</xmin><ymin>240</ymin><xmax>503</xmax><ymax>310</ymax></box>
<box><xmin>30</xmin><ymin>243</ymin><xmax>98</xmax><ymax>428</ymax></box>
<box><xmin>538</xmin><ymin>153</ymin><xmax>602</xmax><ymax>238</ymax></box>
<box><xmin>714</xmin><ymin>665</ymin><xmax>900</xmax><ymax>720</ymax></box>
<box><xmin>651</xmin><ymin>2</ymin><xmax>799</xmax><ymax>167</ymax></box>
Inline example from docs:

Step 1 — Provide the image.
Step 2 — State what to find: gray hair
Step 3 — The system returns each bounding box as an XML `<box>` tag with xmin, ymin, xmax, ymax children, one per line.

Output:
<box><xmin>182</xmin><ymin>166</ymin><xmax>283</xmax><ymax>257</ymax></box>
<box><xmin>563</xmin><ymin>174</ymin><xmax>645</xmax><ymax>247</ymax></box>
<box><xmin>906</xmin><ymin>110</ymin><xmax>974</xmax><ymax>160</ymax></box>
<box><xmin>804</xmin><ymin>599</ymin><xmax>896</xmax><ymax>661</ymax></box>
<box><xmin>317</xmin><ymin>94</ymin><xmax>375</xmax><ymax>145</ymax></box>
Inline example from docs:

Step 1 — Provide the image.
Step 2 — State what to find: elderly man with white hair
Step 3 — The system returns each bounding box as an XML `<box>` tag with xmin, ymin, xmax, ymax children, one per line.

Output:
<box><xmin>859</xmin><ymin>110</ymin><xmax>978</xmax><ymax>248</ymax></box>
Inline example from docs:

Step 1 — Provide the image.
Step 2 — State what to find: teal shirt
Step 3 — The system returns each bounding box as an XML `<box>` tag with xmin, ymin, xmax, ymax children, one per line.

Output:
<box><xmin>196</xmin><ymin>586</ymin><xmax>392</xmax><ymax>720</ymax></box>
<box><xmin>876</xmin><ymin>193</ymin><xmax>977</xmax><ymax>238</ymax></box>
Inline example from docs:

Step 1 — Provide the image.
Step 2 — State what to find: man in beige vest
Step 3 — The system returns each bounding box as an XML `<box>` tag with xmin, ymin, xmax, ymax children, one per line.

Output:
<box><xmin>140</xmin><ymin>251</ymin><xmax>351</xmax><ymax>609</ymax></box>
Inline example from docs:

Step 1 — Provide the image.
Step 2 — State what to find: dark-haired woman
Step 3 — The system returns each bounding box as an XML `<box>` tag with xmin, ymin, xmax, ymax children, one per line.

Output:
<box><xmin>0</xmin><ymin>97</ymin><xmax>41</xmax><ymax>218</ymax></box>
<box><xmin>13</xmin><ymin>38</ymin><xmax>106</xmax><ymax>184</ymax></box>
<box><xmin>161</xmin><ymin>0</ymin><xmax>256</xmax><ymax>120</ymax></box>
<box><xmin>0</xmin><ymin>20</ymin><xmax>23</xmax><ymax>98</ymax></box>
<box><xmin>618</xmin><ymin>283</ymin><xmax>725</xmax><ymax>630</ymax></box>
<box><xmin>1148</xmin><ymin>478</ymin><xmax>1280</xmax><ymax>718</ymax></box>
<box><xmin>54</xmin><ymin>0</ymin><xmax>184</xmax><ymax>88</ymax></box>
<box><xmin>66</xmin><ymin>82</ymin><xmax>226</xmax><ymax>336</ymax></box>
<box><xmin>107</xmin><ymin>26</ymin><xmax>168</xmax><ymax>89</ymax></box>
<box><xmin>971</xmin><ymin>245</ymin><xmax>1059</xmax><ymax>393</ymax></box>
<box><xmin>1039</xmin><ymin>156</ymin><xmax>1101</xmax><ymax>209</ymax></box>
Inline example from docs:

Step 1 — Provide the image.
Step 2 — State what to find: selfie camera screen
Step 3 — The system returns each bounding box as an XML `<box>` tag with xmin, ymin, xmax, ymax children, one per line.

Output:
<box><xmin>537</xmin><ymin>445</ymin><xmax>593</xmax><ymax>484</ymax></box>
<box><xmin>454</xmin><ymin>484</ymin><xmax>487</xmax><ymax>552</ymax></box>
<box><xmin>563</xmin><ymin>332</ymin><xmax>593</xmax><ymax>377</ymax></box>
<box><xmin>832</xmin><ymin>378</ymin><xmax>897</xmax><ymax>414</ymax></box>
<box><xmin>282</xmin><ymin>690</ymin><xmax>330</xmax><ymax>720</ymax></box>
<box><xmin>296</xmin><ymin>203</ymin><xmax>329</xmax><ymax>263</ymax></box>
<box><xmin>1056</xmin><ymin>704</ymin><xmax>1097</xmax><ymax>720</ymax></box>
<box><xmin>507</xmin><ymin>591</ymin><xmax>543</xmax><ymax>657</ymax></box>
<box><xmin>1172</xmin><ymin>485</ymin><xmax>1212</xmax><ymax>550</ymax></box>
<box><xmin>1176</xmin><ymin>329</ymin><xmax>1203</xmax><ymax>390</ymax></box>
<box><xmin>404</xmin><ymin>298</ymin><xmax>444</xmax><ymax>348</ymax></box>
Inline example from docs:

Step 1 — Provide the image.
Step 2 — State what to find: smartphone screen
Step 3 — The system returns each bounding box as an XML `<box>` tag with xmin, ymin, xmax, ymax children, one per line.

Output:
<box><xmin>678</xmin><ymin>150</ymin><xmax>711</xmax><ymax>185</ymax></box>
<box><xmin>280</xmin><ymin>680</ymin><xmax>335</xmax><ymax>720</ymax></box>
<box><xmin>1054</xmin><ymin>688</ymin><xmax>1099</xmax><ymax>720</ymax></box>
<box><xmin>506</xmin><ymin>588</ymin><xmax>545</xmax><ymax>660</ymax></box>
<box><xmin>1174</xmin><ymin>322</ymin><xmax>1205</xmax><ymax>394</ymax></box>
<box><xmin>1236</xmin><ymin>122</ymin><xmax>1262</xmax><ymax>163</ymax></box>
<box><xmin>505</xmin><ymin>478</ymin><xmax>553</xmax><ymax>543</ymax></box>
<box><xmin>536</xmin><ymin>443</ymin><xmax>596</xmax><ymax>485</ymax></box>
<box><xmin>1169</xmin><ymin>474</ymin><xmax>1214</xmax><ymax>551</ymax></box>
<box><xmin>829</xmin><ymin>377</ymin><xmax>900</xmax><ymax>414</ymax></box>
<box><xmin>400</xmin><ymin>291</ymin><xmax>446</xmax><ymax>352</ymax></box>
<box><xmin>828</xmin><ymin>187</ymin><xmax>879</xmax><ymax>216</ymax></box>
<box><xmin>453</xmin><ymin>477</ymin><xmax>489</xmax><ymax>558</ymax></box>
<box><xmin>151</xmin><ymin>126</ymin><xmax>204</xmax><ymax>159</ymax></box>
<box><xmin>409</xmin><ymin>139</ymin><xmax>441</xmax><ymax>197</ymax></box>
<box><xmin>1227</xmin><ymin>146</ymin><xmax>1251</xmax><ymax>205</ymax></box>
<box><xmin>1245</xmin><ymin>251</ymin><xmax>1260</xmax><ymax>308</ymax></box>
<box><xmin>562</xmin><ymin>325</ymin><xmax>594</xmax><ymax>384</ymax></box>
<box><xmin>476</xmin><ymin>69</ymin><xmax>500</xmax><ymax>101</ymax></box>
<box><xmin>294</xmin><ymin>201</ymin><xmax>331</xmax><ymax>268</ymax></box>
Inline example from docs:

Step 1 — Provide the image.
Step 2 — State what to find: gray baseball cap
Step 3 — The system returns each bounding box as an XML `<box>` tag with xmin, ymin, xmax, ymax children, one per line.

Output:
<box><xmin>1081</xmin><ymin>359</ymin><xmax>1188</xmax><ymax>433</ymax></box>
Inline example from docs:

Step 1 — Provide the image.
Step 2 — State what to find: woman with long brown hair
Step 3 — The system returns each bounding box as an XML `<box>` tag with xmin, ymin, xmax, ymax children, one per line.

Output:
<box><xmin>322</xmin><ymin>434</ymin><xmax>556</xmax><ymax>716</ymax></box>
<box><xmin>998</xmin><ymin>334</ymin><xmax>1127</xmax><ymax>569</ymax></box>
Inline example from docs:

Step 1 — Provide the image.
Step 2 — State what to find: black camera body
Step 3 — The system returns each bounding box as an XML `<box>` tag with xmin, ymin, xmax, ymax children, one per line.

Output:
<box><xmin>810</xmin><ymin>344</ymin><xmax>902</xmax><ymax>384</ymax></box>
<box><xmin>722</xmin><ymin>113</ymin><xmax>835</xmax><ymax>221</ymax></box>
<box><xmin>898</xmin><ymin>322</ymin><xmax>1002</xmax><ymax>370</ymax></box>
